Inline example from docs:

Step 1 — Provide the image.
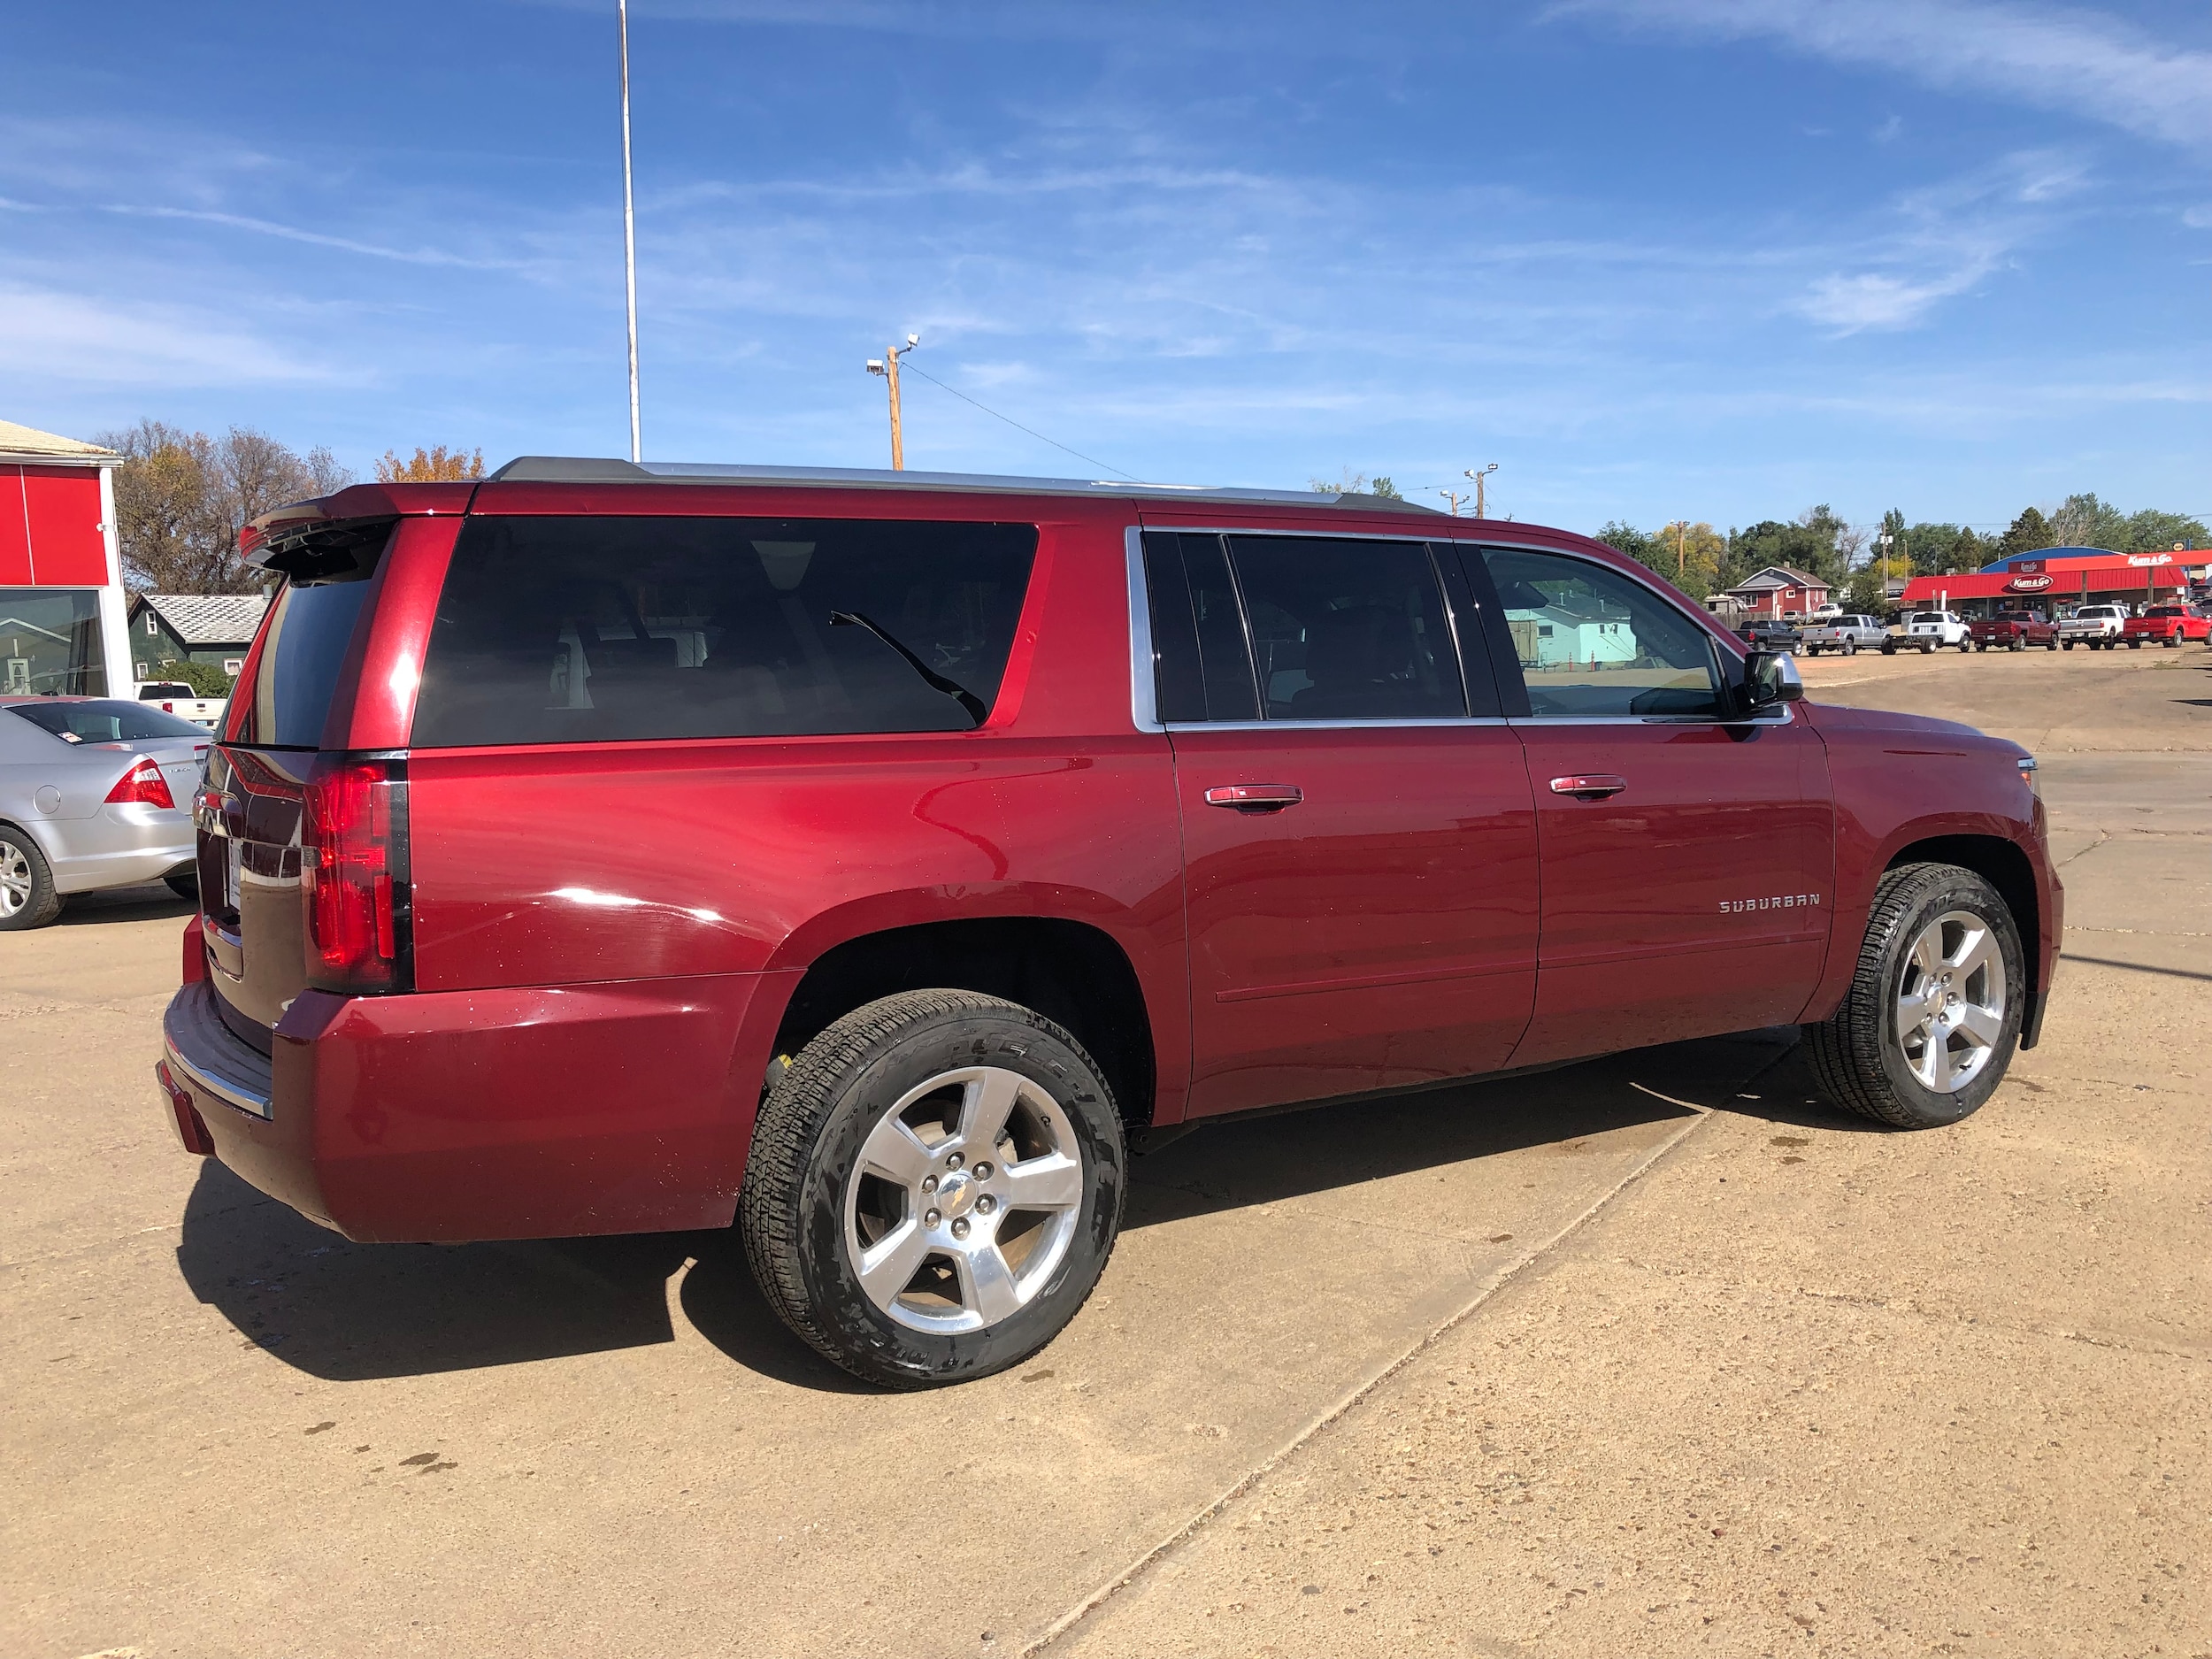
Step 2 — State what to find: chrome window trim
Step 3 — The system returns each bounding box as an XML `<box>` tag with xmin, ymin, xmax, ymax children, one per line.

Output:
<box><xmin>1163</xmin><ymin>717</ymin><xmax>1514</xmax><ymax>733</ymax></box>
<box><xmin>1126</xmin><ymin>526</ymin><xmax>1164</xmax><ymax>732</ymax></box>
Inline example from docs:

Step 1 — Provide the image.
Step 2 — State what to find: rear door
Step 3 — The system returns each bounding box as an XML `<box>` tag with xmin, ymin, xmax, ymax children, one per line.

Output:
<box><xmin>1142</xmin><ymin>527</ymin><xmax>1539</xmax><ymax>1117</ymax></box>
<box><xmin>1465</xmin><ymin>543</ymin><xmax>1833</xmax><ymax>1068</ymax></box>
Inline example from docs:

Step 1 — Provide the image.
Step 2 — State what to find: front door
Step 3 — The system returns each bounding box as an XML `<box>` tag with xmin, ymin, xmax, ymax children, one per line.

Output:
<box><xmin>1141</xmin><ymin>528</ymin><xmax>1540</xmax><ymax>1118</ymax></box>
<box><xmin>1468</xmin><ymin>544</ymin><xmax>1833</xmax><ymax>1068</ymax></box>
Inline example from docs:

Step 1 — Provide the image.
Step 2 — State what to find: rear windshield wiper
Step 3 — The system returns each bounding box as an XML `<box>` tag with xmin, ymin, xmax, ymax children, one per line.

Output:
<box><xmin>828</xmin><ymin>611</ymin><xmax>989</xmax><ymax>727</ymax></box>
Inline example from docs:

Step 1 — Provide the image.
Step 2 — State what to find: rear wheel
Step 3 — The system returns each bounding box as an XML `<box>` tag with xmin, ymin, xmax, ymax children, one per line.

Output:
<box><xmin>741</xmin><ymin>989</ymin><xmax>1126</xmax><ymax>1389</ymax></box>
<box><xmin>2062</xmin><ymin>640</ymin><xmax>2075</xmax><ymax>650</ymax></box>
<box><xmin>0</xmin><ymin>827</ymin><xmax>64</xmax><ymax>931</ymax></box>
<box><xmin>1805</xmin><ymin>864</ymin><xmax>2024</xmax><ymax>1129</ymax></box>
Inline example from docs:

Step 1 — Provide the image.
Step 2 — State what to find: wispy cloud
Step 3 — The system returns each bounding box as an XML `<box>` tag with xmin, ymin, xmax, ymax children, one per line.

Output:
<box><xmin>1792</xmin><ymin>150</ymin><xmax>2088</xmax><ymax>332</ymax></box>
<box><xmin>0</xmin><ymin>285</ymin><xmax>333</xmax><ymax>388</ymax></box>
<box><xmin>1557</xmin><ymin>0</ymin><xmax>2212</xmax><ymax>153</ymax></box>
<box><xmin>98</xmin><ymin>205</ymin><xmax>526</xmax><ymax>270</ymax></box>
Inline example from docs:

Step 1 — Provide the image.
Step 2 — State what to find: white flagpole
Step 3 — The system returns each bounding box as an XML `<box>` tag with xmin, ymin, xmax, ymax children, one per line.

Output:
<box><xmin>618</xmin><ymin>0</ymin><xmax>641</xmax><ymax>463</ymax></box>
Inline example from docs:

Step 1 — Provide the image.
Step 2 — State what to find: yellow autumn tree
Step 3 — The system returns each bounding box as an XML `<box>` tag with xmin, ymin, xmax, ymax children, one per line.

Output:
<box><xmin>375</xmin><ymin>445</ymin><xmax>484</xmax><ymax>483</ymax></box>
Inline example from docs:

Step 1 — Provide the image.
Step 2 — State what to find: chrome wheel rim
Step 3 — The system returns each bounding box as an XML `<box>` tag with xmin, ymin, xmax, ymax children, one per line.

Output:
<box><xmin>844</xmin><ymin>1065</ymin><xmax>1085</xmax><ymax>1335</ymax></box>
<box><xmin>1895</xmin><ymin>910</ymin><xmax>2007</xmax><ymax>1094</ymax></box>
<box><xmin>0</xmin><ymin>844</ymin><xmax>29</xmax><ymax>917</ymax></box>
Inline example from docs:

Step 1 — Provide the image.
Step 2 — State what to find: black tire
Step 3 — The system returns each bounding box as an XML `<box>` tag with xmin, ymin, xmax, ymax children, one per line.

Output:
<box><xmin>1805</xmin><ymin>864</ymin><xmax>2025</xmax><ymax>1129</ymax></box>
<box><xmin>0</xmin><ymin>826</ymin><xmax>65</xmax><ymax>931</ymax></box>
<box><xmin>2128</xmin><ymin>639</ymin><xmax>2141</xmax><ymax>649</ymax></box>
<box><xmin>165</xmin><ymin>871</ymin><xmax>199</xmax><ymax>901</ymax></box>
<box><xmin>1958</xmin><ymin>639</ymin><xmax>1972</xmax><ymax>653</ymax></box>
<box><xmin>1881</xmin><ymin>640</ymin><xmax>1896</xmax><ymax>656</ymax></box>
<box><xmin>1920</xmin><ymin>641</ymin><xmax>1932</xmax><ymax>655</ymax></box>
<box><xmin>2062</xmin><ymin>640</ymin><xmax>2074</xmax><ymax>650</ymax></box>
<box><xmin>2008</xmin><ymin>637</ymin><xmax>2024</xmax><ymax>652</ymax></box>
<box><xmin>741</xmin><ymin>989</ymin><xmax>1126</xmax><ymax>1389</ymax></box>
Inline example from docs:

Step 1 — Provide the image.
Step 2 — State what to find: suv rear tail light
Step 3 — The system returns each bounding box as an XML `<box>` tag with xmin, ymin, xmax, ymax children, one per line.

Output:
<box><xmin>300</xmin><ymin>754</ymin><xmax>411</xmax><ymax>994</ymax></box>
<box><xmin>106</xmin><ymin>757</ymin><xmax>177</xmax><ymax>810</ymax></box>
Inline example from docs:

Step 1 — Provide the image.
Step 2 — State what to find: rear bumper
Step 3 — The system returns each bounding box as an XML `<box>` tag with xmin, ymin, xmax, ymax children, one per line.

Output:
<box><xmin>156</xmin><ymin>969</ymin><xmax>799</xmax><ymax>1242</ymax></box>
<box><xmin>48</xmin><ymin>803</ymin><xmax>195</xmax><ymax>895</ymax></box>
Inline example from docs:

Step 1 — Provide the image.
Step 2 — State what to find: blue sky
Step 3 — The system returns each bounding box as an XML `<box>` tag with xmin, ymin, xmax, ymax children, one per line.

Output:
<box><xmin>2</xmin><ymin>0</ymin><xmax>2208</xmax><ymax>534</ymax></box>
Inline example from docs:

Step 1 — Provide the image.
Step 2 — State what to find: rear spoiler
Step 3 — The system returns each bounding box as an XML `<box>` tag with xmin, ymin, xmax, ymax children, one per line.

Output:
<box><xmin>242</xmin><ymin>481</ymin><xmax>476</xmax><ymax>580</ymax></box>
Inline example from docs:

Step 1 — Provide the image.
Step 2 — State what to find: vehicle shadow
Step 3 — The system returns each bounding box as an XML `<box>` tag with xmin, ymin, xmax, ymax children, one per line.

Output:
<box><xmin>57</xmin><ymin>883</ymin><xmax>193</xmax><ymax>926</ymax></box>
<box><xmin>175</xmin><ymin>1029</ymin><xmax>1868</xmax><ymax>1389</ymax></box>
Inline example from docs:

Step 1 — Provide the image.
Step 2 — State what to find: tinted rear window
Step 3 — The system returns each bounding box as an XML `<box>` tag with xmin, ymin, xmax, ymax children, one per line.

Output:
<box><xmin>7</xmin><ymin>699</ymin><xmax>208</xmax><ymax>742</ymax></box>
<box><xmin>411</xmin><ymin>516</ymin><xmax>1038</xmax><ymax>747</ymax></box>
<box><xmin>227</xmin><ymin>533</ymin><xmax>388</xmax><ymax>750</ymax></box>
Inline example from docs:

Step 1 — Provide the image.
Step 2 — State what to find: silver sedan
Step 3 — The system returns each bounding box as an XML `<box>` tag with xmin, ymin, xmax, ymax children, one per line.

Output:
<box><xmin>0</xmin><ymin>696</ymin><xmax>211</xmax><ymax>930</ymax></box>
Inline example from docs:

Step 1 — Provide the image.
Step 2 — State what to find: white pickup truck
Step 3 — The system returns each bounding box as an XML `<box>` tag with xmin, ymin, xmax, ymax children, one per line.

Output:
<box><xmin>134</xmin><ymin>680</ymin><xmax>226</xmax><ymax>728</ymax></box>
<box><xmin>2059</xmin><ymin>604</ymin><xmax>2128</xmax><ymax>650</ymax></box>
<box><xmin>1896</xmin><ymin>611</ymin><xmax>1972</xmax><ymax>654</ymax></box>
<box><xmin>1799</xmin><ymin>614</ymin><xmax>1889</xmax><ymax>656</ymax></box>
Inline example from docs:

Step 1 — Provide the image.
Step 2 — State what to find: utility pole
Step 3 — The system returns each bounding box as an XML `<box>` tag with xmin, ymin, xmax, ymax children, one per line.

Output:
<box><xmin>1437</xmin><ymin>488</ymin><xmax>1470</xmax><ymax>516</ymax></box>
<box><xmin>1465</xmin><ymin>463</ymin><xmax>1498</xmax><ymax>518</ymax></box>
<box><xmin>618</xmin><ymin>0</ymin><xmax>641</xmax><ymax>464</ymax></box>
<box><xmin>866</xmin><ymin>334</ymin><xmax>919</xmax><ymax>470</ymax></box>
<box><xmin>1675</xmin><ymin>519</ymin><xmax>1688</xmax><ymax>580</ymax></box>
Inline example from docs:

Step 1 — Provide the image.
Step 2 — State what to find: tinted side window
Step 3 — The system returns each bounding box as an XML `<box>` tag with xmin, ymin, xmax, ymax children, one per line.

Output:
<box><xmin>1225</xmin><ymin>536</ymin><xmax>1462</xmax><ymax>721</ymax></box>
<box><xmin>1141</xmin><ymin>532</ymin><xmax>1258</xmax><ymax>723</ymax></box>
<box><xmin>412</xmin><ymin>516</ymin><xmax>1037</xmax><ymax>748</ymax></box>
<box><xmin>1482</xmin><ymin>547</ymin><xmax>1726</xmax><ymax>719</ymax></box>
<box><xmin>233</xmin><ymin>542</ymin><xmax>385</xmax><ymax>749</ymax></box>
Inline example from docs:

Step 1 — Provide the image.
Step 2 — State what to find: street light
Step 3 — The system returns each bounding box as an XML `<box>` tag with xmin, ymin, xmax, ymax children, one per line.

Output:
<box><xmin>618</xmin><ymin>0</ymin><xmax>641</xmax><ymax>464</ymax></box>
<box><xmin>866</xmin><ymin>333</ymin><xmax>920</xmax><ymax>470</ymax></box>
<box><xmin>1464</xmin><ymin>464</ymin><xmax>1499</xmax><ymax>518</ymax></box>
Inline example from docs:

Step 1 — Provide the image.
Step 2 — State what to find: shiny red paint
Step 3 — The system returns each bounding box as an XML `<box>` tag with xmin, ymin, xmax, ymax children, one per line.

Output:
<box><xmin>165</xmin><ymin>479</ymin><xmax>2062</xmax><ymax>1244</ymax></box>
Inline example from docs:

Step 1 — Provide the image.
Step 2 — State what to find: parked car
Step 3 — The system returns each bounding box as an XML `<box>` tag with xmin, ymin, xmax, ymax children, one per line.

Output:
<box><xmin>1734</xmin><ymin>617</ymin><xmax>1801</xmax><ymax>653</ymax></box>
<box><xmin>2059</xmin><ymin>604</ymin><xmax>2128</xmax><ymax>650</ymax></box>
<box><xmin>1895</xmin><ymin>611</ymin><xmax>1972</xmax><ymax>654</ymax></box>
<box><xmin>135</xmin><ymin>680</ymin><xmax>227</xmax><ymax>728</ymax></box>
<box><xmin>1808</xmin><ymin>603</ymin><xmax>1843</xmax><ymax>621</ymax></box>
<box><xmin>155</xmin><ymin>464</ymin><xmax>2061</xmax><ymax>1388</ymax></box>
<box><xmin>1968</xmin><ymin>611</ymin><xmax>2060</xmax><ymax>653</ymax></box>
<box><xmin>1798</xmin><ymin>614</ymin><xmax>1888</xmax><ymax>656</ymax></box>
<box><xmin>0</xmin><ymin>696</ymin><xmax>210</xmax><ymax>929</ymax></box>
<box><xmin>2121</xmin><ymin>603</ymin><xmax>2212</xmax><ymax>649</ymax></box>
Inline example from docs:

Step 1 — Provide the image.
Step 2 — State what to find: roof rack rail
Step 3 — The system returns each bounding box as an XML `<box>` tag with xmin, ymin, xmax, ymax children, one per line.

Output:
<box><xmin>482</xmin><ymin>457</ymin><xmax>1440</xmax><ymax>512</ymax></box>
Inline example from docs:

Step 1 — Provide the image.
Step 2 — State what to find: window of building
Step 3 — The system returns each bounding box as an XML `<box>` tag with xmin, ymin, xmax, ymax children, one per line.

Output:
<box><xmin>0</xmin><ymin>588</ymin><xmax>109</xmax><ymax>696</ymax></box>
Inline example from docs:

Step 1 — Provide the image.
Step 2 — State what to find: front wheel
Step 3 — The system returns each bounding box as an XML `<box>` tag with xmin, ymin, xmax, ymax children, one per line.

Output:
<box><xmin>1842</xmin><ymin>639</ymin><xmax>1858</xmax><ymax>657</ymax></box>
<box><xmin>1805</xmin><ymin>864</ymin><xmax>2024</xmax><ymax>1129</ymax></box>
<box><xmin>741</xmin><ymin>990</ymin><xmax>1125</xmax><ymax>1389</ymax></box>
<box><xmin>1958</xmin><ymin>640</ymin><xmax>1972</xmax><ymax>653</ymax></box>
<box><xmin>2008</xmin><ymin>637</ymin><xmax>2024</xmax><ymax>652</ymax></box>
<box><xmin>1881</xmin><ymin>640</ymin><xmax>1896</xmax><ymax>656</ymax></box>
<box><xmin>2062</xmin><ymin>640</ymin><xmax>2075</xmax><ymax>650</ymax></box>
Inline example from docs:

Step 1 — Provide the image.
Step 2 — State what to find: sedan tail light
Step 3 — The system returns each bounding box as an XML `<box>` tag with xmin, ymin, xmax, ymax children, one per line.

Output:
<box><xmin>300</xmin><ymin>754</ymin><xmax>411</xmax><ymax>994</ymax></box>
<box><xmin>106</xmin><ymin>757</ymin><xmax>178</xmax><ymax>810</ymax></box>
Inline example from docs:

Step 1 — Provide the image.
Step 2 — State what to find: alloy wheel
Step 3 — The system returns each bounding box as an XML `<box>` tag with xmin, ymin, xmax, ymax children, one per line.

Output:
<box><xmin>844</xmin><ymin>1064</ymin><xmax>1085</xmax><ymax>1335</ymax></box>
<box><xmin>0</xmin><ymin>843</ymin><xmax>30</xmax><ymax>918</ymax></box>
<box><xmin>1895</xmin><ymin>910</ymin><xmax>2008</xmax><ymax>1094</ymax></box>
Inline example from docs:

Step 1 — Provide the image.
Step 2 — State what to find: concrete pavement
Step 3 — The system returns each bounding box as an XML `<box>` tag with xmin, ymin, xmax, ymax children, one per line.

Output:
<box><xmin>4</xmin><ymin>642</ymin><xmax>2207</xmax><ymax>1658</ymax></box>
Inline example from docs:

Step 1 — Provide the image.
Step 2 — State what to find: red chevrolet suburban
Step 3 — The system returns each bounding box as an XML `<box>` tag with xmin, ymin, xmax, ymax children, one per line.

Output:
<box><xmin>156</xmin><ymin>459</ymin><xmax>2061</xmax><ymax>1387</ymax></box>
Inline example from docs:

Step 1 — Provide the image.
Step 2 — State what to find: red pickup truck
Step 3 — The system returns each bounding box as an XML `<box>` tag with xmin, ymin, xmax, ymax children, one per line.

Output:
<box><xmin>2122</xmin><ymin>603</ymin><xmax>2212</xmax><ymax>648</ymax></box>
<box><xmin>154</xmin><ymin>461</ymin><xmax>2061</xmax><ymax>1387</ymax></box>
<box><xmin>1968</xmin><ymin>611</ymin><xmax>2060</xmax><ymax>652</ymax></box>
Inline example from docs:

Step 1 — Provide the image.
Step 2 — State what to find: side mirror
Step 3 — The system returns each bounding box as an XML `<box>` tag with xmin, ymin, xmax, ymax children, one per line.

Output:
<box><xmin>1740</xmin><ymin>649</ymin><xmax>1803</xmax><ymax>715</ymax></box>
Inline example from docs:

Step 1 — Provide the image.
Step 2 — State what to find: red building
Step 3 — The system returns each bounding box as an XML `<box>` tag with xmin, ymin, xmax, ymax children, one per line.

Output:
<box><xmin>0</xmin><ymin>419</ymin><xmax>127</xmax><ymax>695</ymax></box>
<box><xmin>1900</xmin><ymin>550</ymin><xmax>2204</xmax><ymax>617</ymax></box>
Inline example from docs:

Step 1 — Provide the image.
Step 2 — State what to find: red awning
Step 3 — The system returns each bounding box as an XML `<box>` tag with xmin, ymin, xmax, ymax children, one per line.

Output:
<box><xmin>1901</xmin><ymin>565</ymin><xmax>2187</xmax><ymax>603</ymax></box>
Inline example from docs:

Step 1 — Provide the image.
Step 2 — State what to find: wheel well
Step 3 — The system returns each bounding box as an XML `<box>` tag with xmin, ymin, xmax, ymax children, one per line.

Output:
<box><xmin>771</xmin><ymin>918</ymin><xmax>1157</xmax><ymax>1129</ymax></box>
<box><xmin>1886</xmin><ymin>835</ymin><xmax>2039</xmax><ymax>995</ymax></box>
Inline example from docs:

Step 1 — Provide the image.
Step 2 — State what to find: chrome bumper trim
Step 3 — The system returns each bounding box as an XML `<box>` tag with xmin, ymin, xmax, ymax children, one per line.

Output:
<box><xmin>162</xmin><ymin>980</ymin><xmax>274</xmax><ymax>1120</ymax></box>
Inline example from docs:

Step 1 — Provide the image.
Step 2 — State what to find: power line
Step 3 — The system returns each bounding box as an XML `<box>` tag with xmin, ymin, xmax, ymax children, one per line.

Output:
<box><xmin>898</xmin><ymin>360</ymin><xmax>1138</xmax><ymax>480</ymax></box>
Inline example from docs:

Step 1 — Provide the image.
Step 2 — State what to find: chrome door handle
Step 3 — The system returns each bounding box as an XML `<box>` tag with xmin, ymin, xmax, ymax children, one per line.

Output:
<box><xmin>1549</xmin><ymin>774</ymin><xmax>1627</xmax><ymax>800</ymax></box>
<box><xmin>1204</xmin><ymin>783</ymin><xmax>1303</xmax><ymax>811</ymax></box>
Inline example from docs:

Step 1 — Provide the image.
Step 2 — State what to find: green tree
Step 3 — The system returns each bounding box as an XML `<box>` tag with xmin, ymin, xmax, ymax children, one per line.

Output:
<box><xmin>1369</xmin><ymin>475</ymin><xmax>1403</xmax><ymax>501</ymax></box>
<box><xmin>2118</xmin><ymin>509</ymin><xmax>2209</xmax><ymax>554</ymax></box>
<box><xmin>1997</xmin><ymin>507</ymin><xmax>2054</xmax><ymax>559</ymax></box>
<box><xmin>146</xmin><ymin>657</ymin><xmax>236</xmax><ymax>696</ymax></box>
<box><xmin>2048</xmin><ymin>492</ymin><xmax>2129</xmax><ymax>550</ymax></box>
